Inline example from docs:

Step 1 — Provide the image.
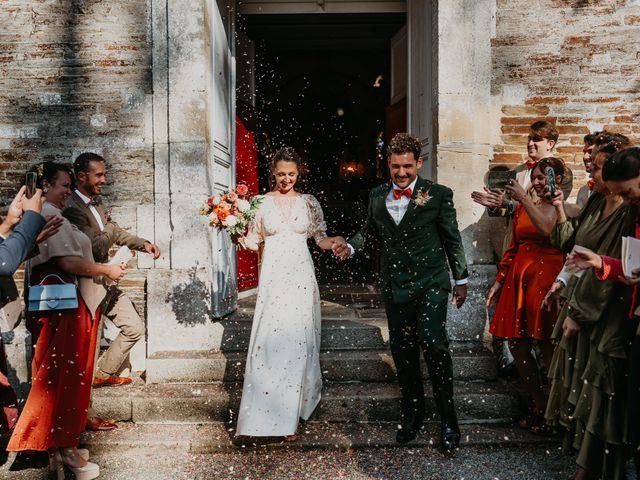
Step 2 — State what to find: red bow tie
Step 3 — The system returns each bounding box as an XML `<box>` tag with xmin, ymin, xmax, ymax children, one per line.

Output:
<box><xmin>526</xmin><ymin>159</ymin><xmax>538</xmax><ymax>169</ymax></box>
<box><xmin>393</xmin><ymin>187</ymin><xmax>412</xmax><ymax>200</ymax></box>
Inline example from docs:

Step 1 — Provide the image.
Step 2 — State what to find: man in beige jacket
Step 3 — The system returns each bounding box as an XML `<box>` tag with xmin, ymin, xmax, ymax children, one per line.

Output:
<box><xmin>64</xmin><ymin>153</ymin><xmax>160</xmax><ymax>396</ymax></box>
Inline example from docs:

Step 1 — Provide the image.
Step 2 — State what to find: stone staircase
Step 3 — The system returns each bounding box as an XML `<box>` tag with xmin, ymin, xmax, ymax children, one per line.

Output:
<box><xmin>92</xmin><ymin>285</ymin><xmax>525</xmax><ymax>429</ymax></box>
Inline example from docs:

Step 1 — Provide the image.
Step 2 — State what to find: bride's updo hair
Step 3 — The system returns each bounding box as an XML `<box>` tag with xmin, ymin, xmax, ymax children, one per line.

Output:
<box><xmin>269</xmin><ymin>146</ymin><xmax>307</xmax><ymax>192</ymax></box>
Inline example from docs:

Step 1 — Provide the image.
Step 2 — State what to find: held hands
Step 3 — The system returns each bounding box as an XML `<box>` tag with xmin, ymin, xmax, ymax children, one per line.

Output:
<box><xmin>542</xmin><ymin>281</ymin><xmax>563</xmax><ymax>312</ymax></box>
<box><xmin>486</xmin><ymin>281</ymin><xmax>502</xmax><ymax>308</ymax></box>
<box><xmin>452</xmin><ymin>284</ymin><xmax>467</xmax><ymax>309</ymax></box>
<box><xmin>615</xmin><ymin>267</ymin><xmax>640</xmax><ymax>286</ymax></box>
<box><xmin>104</xmin><ymin>262</ymin><xmax>127</xmax><ymax>282</ymax></box>
<box><xmin>562</xmin><ymin>315</ymin><xmax>580</xmax><ymax>338</ymax></box>
<box><xmin>143</xmin><ymin>242</ymin><xmax>161</xmax><ymax>259</ymax></box>
<box><xmin>36</xmin><ymin>215</ymin><xmax>64</xmax><ymax>244</ymax></box>
<box><xmin>471</xmin><ymin>187</ymin><xmax>506</xmax><ymax>209</ymax></box>
<box><xmin>504</xmin><ymin>179</ymin><xmax>526</xmax><ymax>202</ymax></box>
<box><xmin>0</xmin><ymin>186</ymin><xmax>45</xmax><ymax>237</ymax></box>
<box><xmin>21</xmin><ymin>187</ymin><xmax>44</xmax><ymax>214</ymax></box>
<box><xmin>565</xmin><ymin>249</ymin><xmax>603</xmax><ymax>273</ymax></box>
<box><xmin>331</xmin><ymin>236</ymin><xmax>351</xmax><ymax>261</ymax></box>
<box><xmin>546</xmin><ymin>189</ymin><xmax>564</xmax><ymax>207</ymax></box>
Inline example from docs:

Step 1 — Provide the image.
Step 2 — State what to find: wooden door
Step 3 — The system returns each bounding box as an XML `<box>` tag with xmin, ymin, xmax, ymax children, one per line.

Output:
<box><xmin>210</xmin><ymin>0</ymin><xmax>237</xmax><ymax>317</ymax></box>
<box><xmin>407</xmin><ymin>0</ymin><xmax>433</xmax><ymax>179</ymax></box>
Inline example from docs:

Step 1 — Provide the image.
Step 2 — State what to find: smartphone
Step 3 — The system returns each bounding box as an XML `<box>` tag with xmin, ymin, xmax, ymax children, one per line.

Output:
<box><xmin>487</xmin><ymin>169</ymin><xmax>517</xmax><ymax>190</ymax></box>
<box><xmin>25</xmin><ymin>172</ymin><xmax>38</xmax><ymax>199</ymax></box>
<box><xmin>546</xmin><ymin>166</ymin><xmax>556</xmax><ymax>196</ymax></box>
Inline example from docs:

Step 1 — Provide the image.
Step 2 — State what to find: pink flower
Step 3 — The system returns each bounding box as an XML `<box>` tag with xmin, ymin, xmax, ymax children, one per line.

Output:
<box><xmin>236</xmin><ymin>184</ymin><xmax>249</xmax><ymax>196</ymax></box>
<box><xmin>207</xmin><ymin>195</ymin><xmax>220</xmax><ymax>207</ymax></box>
<box><xmin>226</xmin><ymin>191</ymin><xmax>238</xmax><ymax>203</ymax></box>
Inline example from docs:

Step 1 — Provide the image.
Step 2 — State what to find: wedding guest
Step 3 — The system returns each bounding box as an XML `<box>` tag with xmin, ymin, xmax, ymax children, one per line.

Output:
<box><xmin>235</xmin><ymin>147</ymin><xmax>346</xmax><ymax>441</ymax></box>
<box><xmin>486</xmin><ymin>158</ymin><xmax>566</xmax><ymax>432</ymax></box>
<box><xmin>566</xmin><ymin>146</ymin><xmax>640</xmax><ymax>480</ymax></box>
<box><xmin>473</xmin><ymin>122</ymin><xmax>573</xmax><ymax>379</ymax></box>
<box><xmin>472</xmin><ymin>121</ymin><xmax>573</xmax><ymax>240</ymax></box>
<box><xmin>0</xmin><ymin>186</ymin><xmax>47</xmax><ymax>434</ymax></box>
<box><xmin>541</xmin><ymin>133</ymin><xmax>633</xmax><ymax>312</ymax></box>
<box><xmin>575</xmin><ymin>132</ymin><xmax>600</xmax><ymax>208</ymax></box>
<box><xmin>64</xmin><ymin>153</ymin><xmax>159</xmax><ymax>393</ymax></box>
<box><xmin>7</xmin><ymin>162</ymin><xmax>126</xmax><ymax>480</ymax></box>
<box><xmin>542</xmin><ymin>140</ymin><xmax>634</xmax><ymax>480</ymax></box>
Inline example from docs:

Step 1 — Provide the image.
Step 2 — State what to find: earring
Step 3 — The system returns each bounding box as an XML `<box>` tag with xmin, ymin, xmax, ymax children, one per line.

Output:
<box><xmin>43</xmin><ymin>187</ymin><xmax>48</xmax><ymax>193</ymax></box>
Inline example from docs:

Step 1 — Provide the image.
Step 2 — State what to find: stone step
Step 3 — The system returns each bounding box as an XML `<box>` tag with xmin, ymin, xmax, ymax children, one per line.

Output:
<box><xmin>146</xmin><ymin>347</ymin><xmax>498</xmax><ymax>383</ymax></box>
<box><xmin>80</xmin><ymin>422</ymin><xmax>556</xmax><ymax>454</ymax></box>
<box><xmin>215</xmin><ymin>317</ymin><xmax>388</xmax><ymax>351</ymax></box>
<box><xmin>92</xmin><ymin>380</ymin><xmax>521</xmax><ymax>425</ymax></box>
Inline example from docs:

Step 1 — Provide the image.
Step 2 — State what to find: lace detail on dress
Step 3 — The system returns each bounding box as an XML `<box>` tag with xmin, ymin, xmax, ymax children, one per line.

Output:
<box><xmin>303</xmin><ymin>195</ymin><xmax>328</xmax><ymax>245</ymax></box>
<box><xmin>271</xmin><ymin>195</ymin><xmax>299</xmax><ymax>224</ymax></box>
<box><xmin>243</xmin><ymin>196</ymin><xmax>265</xmax><ymax>251</ymax></box>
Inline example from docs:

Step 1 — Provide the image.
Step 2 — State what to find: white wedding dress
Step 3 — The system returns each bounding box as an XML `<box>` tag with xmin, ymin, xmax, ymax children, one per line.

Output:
<box><xmin>235</xmin><ymin>194</ymin><xmax>327</xmax><ymax>437</ymax></box>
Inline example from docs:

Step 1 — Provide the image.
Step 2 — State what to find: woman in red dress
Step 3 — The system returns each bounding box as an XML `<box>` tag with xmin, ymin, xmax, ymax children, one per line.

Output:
<box><xmin>486</xmin><ymin>157</ymin><xmax>566</xmax><ymax>429</ymax></box>
<box><xmin>7</xmin><ymin>163</ymin><xmax>125</xmax><ymax>480</ymax></box>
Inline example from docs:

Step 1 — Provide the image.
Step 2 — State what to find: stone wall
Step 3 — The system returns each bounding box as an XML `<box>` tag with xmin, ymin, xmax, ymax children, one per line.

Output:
<box><xmin>492</xmin><ymin>0</ymin><xmax>640</xmax><ymax>191</ymax></box>
<box><xmin>0</xmin><ymin>0</ymin><xmax>153</xmax><ymax>232</ymax></box>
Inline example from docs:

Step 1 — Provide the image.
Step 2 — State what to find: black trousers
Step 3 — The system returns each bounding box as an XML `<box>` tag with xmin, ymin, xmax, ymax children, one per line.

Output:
<box><xmin>385</xmin><ymin>287</ymin><xmax>456</xmax><ymax>422</ymax></box>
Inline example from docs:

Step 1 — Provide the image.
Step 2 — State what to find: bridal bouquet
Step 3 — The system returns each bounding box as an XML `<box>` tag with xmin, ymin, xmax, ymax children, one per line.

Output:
<box><xmin>199</xmin><ymin>184</ymin><xmax>262</xmax><ymax>243</ymax></box>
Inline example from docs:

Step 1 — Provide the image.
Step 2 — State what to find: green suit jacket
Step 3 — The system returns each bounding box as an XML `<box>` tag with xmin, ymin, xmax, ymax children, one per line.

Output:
<box><xmin>348</xmin><ymin>176</ymin><xmax>468</xmax><ymax>304</ymax></box>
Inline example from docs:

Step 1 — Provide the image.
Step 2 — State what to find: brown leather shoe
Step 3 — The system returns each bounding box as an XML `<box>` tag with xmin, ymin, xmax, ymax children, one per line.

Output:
<box><xmin>85</xmin><ymin>417</ymin><xmax>117</xmax><ymax>431</ymax></box>
<box><xmin>92</xmin><ymin>375</ymin><xmax>132</xmax><ymax>387</ymax></box>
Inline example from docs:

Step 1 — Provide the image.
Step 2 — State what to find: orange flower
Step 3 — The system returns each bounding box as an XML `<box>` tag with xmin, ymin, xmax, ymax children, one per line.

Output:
<box><xmin>214</xmin><ymin>205</ymin><xmax>230</xmax><ymax>221</ymax></box>
<box><xmin>236</xmin><ymin>184</ymin><xmax>249</xmax><ymax>196</ymax></box>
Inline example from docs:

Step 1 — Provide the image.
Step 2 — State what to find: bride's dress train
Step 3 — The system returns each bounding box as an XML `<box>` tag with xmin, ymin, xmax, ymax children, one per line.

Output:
<box><xmin>235</xmin><ymin>194</ymin><xmax>327</xmax><ymax>437</ymax></box>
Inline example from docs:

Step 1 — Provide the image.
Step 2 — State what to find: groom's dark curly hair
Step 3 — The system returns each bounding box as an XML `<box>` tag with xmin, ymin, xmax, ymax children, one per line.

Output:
<box><xmin>387</xmin><ymin>133</ymin><xmax>422</xmax><ymax>162</ymax></box>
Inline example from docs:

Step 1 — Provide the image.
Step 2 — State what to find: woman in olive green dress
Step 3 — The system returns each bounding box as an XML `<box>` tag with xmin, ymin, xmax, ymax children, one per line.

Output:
<box><xmin>544</xmin><ymin>136</ymin><xmax>634</xmax><ymax>480</ymax></box>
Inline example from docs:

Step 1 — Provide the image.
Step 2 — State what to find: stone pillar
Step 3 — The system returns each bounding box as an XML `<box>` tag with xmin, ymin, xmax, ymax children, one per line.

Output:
<box><xmin>146</xmin><ymin>0</ymin><xmax>237</xmax><ymax>359</ymax></box>
<box><xmin>434</xmin><ymin>0</ymin><xmax>500</xmax><ymax>341</ymax></box>
<box><xmin>146</xmin><ymin>0</ymin><xmax>213</xmax><ymax>357</ymax></box>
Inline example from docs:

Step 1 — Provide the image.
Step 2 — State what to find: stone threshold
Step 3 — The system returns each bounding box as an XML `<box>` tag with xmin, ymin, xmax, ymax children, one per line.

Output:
<box><xmin>79</xmin><ymin>421</ymin><xmax>557</xmax><ymax>454</ymax></box>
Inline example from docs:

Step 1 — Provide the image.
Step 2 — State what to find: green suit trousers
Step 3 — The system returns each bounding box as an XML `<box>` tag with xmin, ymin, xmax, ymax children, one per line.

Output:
<box><xmin>385</xmin><ymin>287</ymin><xmax>456</xmax><ymax>421</ymax></box>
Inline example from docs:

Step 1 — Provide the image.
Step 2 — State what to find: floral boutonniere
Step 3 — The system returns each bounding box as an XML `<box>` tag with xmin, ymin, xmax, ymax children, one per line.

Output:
<box><xmin>104</xmin><ymin>207</ymin><xmax>113</xmax><ymax>222</ymax></box>
<box><xmin>411</xmin><ymin>188</ymin><xmax>431</xmax><ymax>207</ymax></box>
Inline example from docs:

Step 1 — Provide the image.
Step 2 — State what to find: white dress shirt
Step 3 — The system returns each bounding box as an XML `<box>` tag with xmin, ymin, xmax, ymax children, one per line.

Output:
<box><xmin>386</xmin><ymin>178</ymin><xmax>418</xmax><ymax>225</ymax></box>
<box><xmin>75</xmin><ymin>189</ymin><xmax>104</xmax><ymax>231</ymax></box>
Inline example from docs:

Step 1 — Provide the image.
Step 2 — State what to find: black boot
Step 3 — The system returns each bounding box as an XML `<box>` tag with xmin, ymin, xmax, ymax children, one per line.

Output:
<box><xmin>396</xmin><ymin>412</ymin><xmax>424</xmax><ymax>444</ymax></box>
<box><xmin>440</xmin><ymin>413</ymin><xmax>460</xmax><ymax>452</ymax></box>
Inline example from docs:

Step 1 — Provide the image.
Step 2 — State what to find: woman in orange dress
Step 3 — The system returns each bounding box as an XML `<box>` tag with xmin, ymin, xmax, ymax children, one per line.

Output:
<box><xmin>7</xmin><ymin>162</ymin><xmax>125</xmax><ymax>480</ymax></box>
<box><xmin>486</xmin><ymin>157</ymin><xmax>566</xmax><ymax>430</ymax></box>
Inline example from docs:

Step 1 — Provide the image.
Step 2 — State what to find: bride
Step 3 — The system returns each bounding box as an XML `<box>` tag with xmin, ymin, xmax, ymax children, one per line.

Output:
<box><xmin>235</xmin><ymin>147</ymin><xmax>346</xmax><ymax>440</ymax></box>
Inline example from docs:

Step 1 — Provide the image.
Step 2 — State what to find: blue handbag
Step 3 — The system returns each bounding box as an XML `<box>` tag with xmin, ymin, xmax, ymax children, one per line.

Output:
<box><xmin>27</xmin><ymin>274</ymin><xmax>79</xmax><ymax>312</ymax></box>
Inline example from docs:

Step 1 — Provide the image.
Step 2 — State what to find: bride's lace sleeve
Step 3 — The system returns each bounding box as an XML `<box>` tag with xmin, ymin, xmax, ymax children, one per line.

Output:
<box><xmin>243</xmin><ymin>200</ymin><xmax>265</xmax><ymax>251</ymax></box>
<box><xmin>305</xmin><ymin>195</ymin><xmax>328</xmax><ymax>245</ymax></box>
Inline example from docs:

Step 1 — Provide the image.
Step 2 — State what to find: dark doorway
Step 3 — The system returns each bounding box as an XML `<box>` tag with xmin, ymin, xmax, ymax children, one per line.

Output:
<box><xmin>236</xmin><ymin>13</ymin><xmax>405</xmax><ymax>284</ymax></box>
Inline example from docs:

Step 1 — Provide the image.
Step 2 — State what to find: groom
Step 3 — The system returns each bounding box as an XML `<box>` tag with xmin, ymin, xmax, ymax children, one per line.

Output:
<box><xmin>335</xmin><ymin>133</ymin><xmax>468</xmax><ymax>450</ymax></box>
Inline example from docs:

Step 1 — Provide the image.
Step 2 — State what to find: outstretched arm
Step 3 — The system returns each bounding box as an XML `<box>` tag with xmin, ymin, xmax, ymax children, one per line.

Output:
<box><xmin>0</xmin><ymin>211</ymin><xmax>46</xmax><ymax>276</ymax></box>
<box><xmin>342</xmin><ymin>191</ymin><xmax>375</xmax><ymax>260</ymax></box>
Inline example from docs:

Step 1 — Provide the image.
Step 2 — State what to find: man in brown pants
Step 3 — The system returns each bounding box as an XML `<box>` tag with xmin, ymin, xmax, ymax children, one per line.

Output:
<box><xmin>64</xmin><ymin>152</ymin><xmax>160</xmax><ymax>429</ymax></box>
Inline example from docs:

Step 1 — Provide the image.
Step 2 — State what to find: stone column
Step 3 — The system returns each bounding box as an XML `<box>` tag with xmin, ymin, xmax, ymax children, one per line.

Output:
<box><xmin>434</xmin><ymin>0</ymin><xmax>500</xmax><ymax>345</ymax></box>
<box><xmin>146</xmin><ymin>0</ymin><xmax>217</xmax><ymax>357</ymax></box>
